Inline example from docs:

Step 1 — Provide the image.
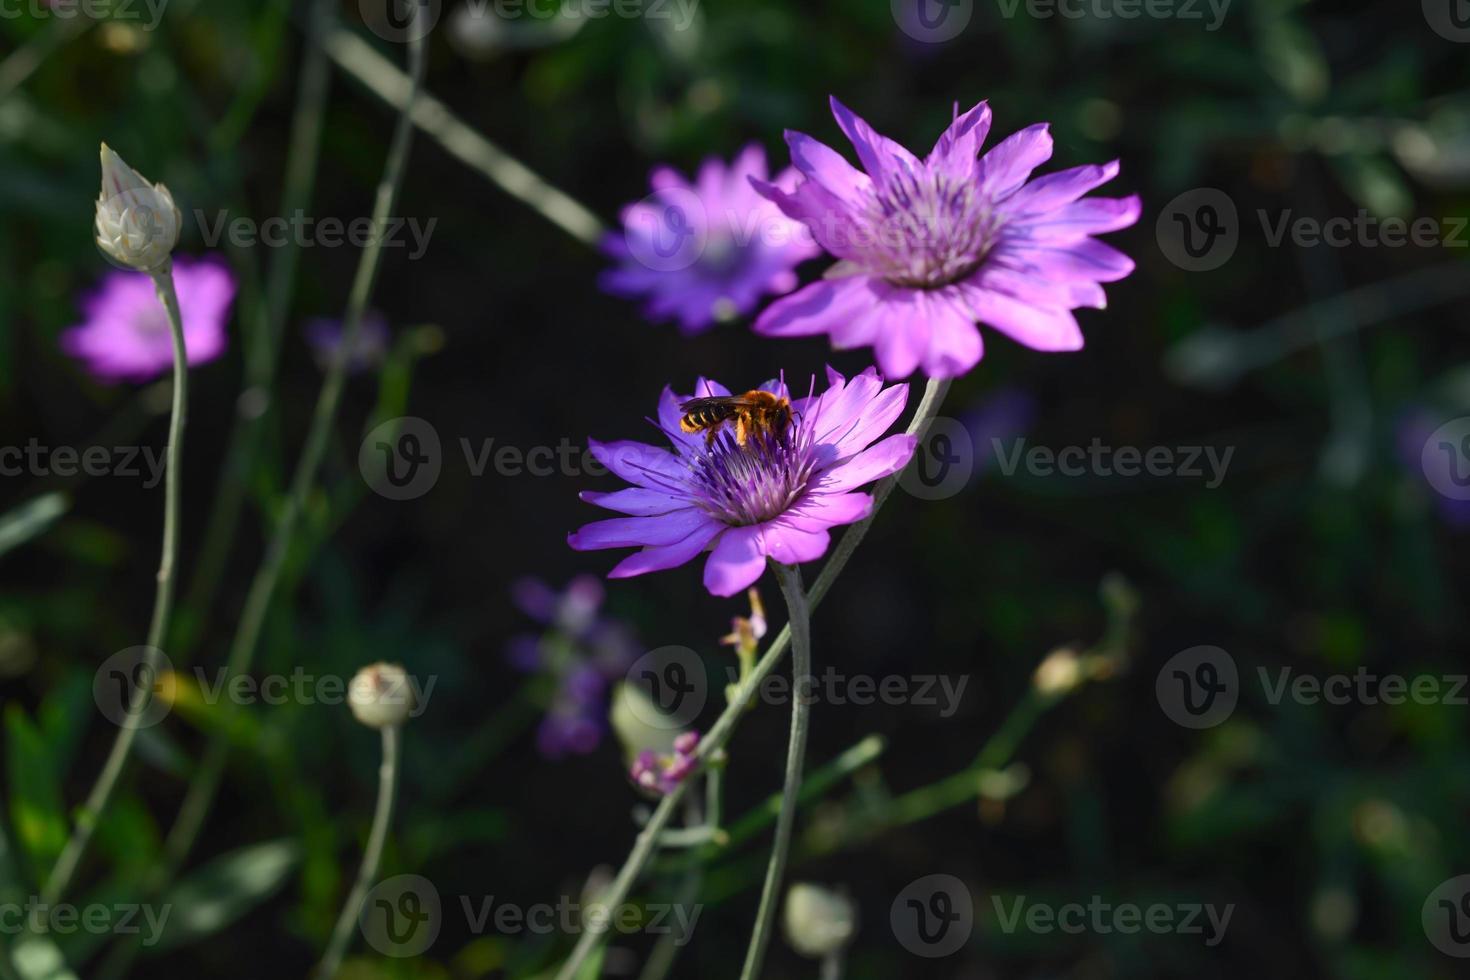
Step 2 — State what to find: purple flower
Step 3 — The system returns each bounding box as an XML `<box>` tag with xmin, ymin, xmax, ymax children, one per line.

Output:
<box><xmin>600</xmin><ymin>144</ymin><xmax>821</xmax><ymax>334</ymax></box>
<box><xmin>507</xmin><ymin>576</ymin><xmax>641</xmax><ymax>759</ymax></box>
<box><xmin>630</xmin><ymin>731</ymin><xmax>701</xmax><ymax>795</ymax></box>
<box><xmin>751</xmin><ymin>98</ymin><xmax>1141</xmax><ymax>379</ymax></box>
<box><xmin>569</xmin><ymin>368</ymin><xmax>917</xmax><ymax>597</ymax></box>
<box><xmin>1396</xmin><ymin>409</ymin><xmax>1470</xmax><ymax>529</ymax></box>
<box><xmin>61</xmin><ymin>255</ymin><xmax>235</xmax><ymax>383</ymax></box>
<box><xmin>304</xmin><ymin>312</ymin><xmax>390</xmax><ymax>373</ymax></box>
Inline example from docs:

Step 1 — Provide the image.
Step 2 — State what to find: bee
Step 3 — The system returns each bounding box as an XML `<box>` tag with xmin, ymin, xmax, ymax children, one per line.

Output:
<box><xmin>679</xmin><ymin>390</ymin><xmax>794</xmax><ymax>447</ymax></box>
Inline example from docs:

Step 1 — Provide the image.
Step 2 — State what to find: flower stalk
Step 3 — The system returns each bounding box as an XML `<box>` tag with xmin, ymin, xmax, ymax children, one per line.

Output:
<box><xmin>315</xmin><ymin>723</ymin><xmax>402</xmax><ymax>980</ymax></box>
<box><xmin>738</xmin><ymin>560</ymin><xmax>812</xmax><ymax>980</ymax></box>
<box><xmin>43</xmin><ymin>261</ymin><xmax>188</xmax><ymax>905</ymax></box>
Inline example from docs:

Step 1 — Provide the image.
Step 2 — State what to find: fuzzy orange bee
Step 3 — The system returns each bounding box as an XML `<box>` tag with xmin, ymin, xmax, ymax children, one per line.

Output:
<box><xmin>678</xmin><ymin>390</ymin><xmax>794</xmax><ymax>447</ymax></box>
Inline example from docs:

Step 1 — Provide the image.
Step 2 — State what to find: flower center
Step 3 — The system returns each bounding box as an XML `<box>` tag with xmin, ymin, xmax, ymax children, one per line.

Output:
<box><xmin>686</xmin><ymin>426</ymin><xmax>815</xmax><ymax>527</ymax></box>
<box><xmin>858</xmin><ymin>169</ymin><xmax>1001</xmax><ymax>289</ymax></box>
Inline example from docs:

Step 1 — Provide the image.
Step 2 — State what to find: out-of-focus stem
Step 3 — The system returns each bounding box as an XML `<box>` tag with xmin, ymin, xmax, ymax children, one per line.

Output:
<box><xmin>42</xmin><ymin>263</ymin><xmax>189</xmax><ymax>906</ymax></box>
<box><xmin>323</xmin><ymin>26</ymin><xmax>604</xmax><ymax>247</ymax></box>
<box><xmin>314</xmin><ymin>725</ymin><xmax>402</xmax><ymax>980</ymax></box>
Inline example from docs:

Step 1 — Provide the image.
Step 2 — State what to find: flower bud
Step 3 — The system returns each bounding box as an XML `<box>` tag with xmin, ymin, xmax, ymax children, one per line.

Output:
<box><xmin>95</xmin><ymin>143</ymin><xmax>181</xmax><ymax>272</ymax></box>
<box><xmin>782</xmin><ymin>882</ymin><xmax>856</xmax><ymax>958</ymax></box>
<box><xmin>609</xmin><ymin>682</ymin><xmax>679</xmax><ymax>761</ymax></box>
<box><xmin>1033</xmin><ymin>646</ymin><xmax>1083</xmax><ymax>697</ymax></box>
<box><xmin>348</xmin><ymin>662</ymin><xmax>414</xmax><ymax>728</ymax></box>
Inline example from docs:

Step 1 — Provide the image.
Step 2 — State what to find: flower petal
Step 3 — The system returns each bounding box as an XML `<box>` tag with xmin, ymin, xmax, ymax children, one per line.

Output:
<box><xmin>610</xmin><ymin>520</ymin><xmax>724</xmax><ymax>579</ymax></box>
<box><xmin>783</xmin><ymin>491</ymin><xmax>874</xmax><ymax>531</ymax></box>
<box><xmin>978</xmin><ymin>123</ymin><xmax>1053</xmax><ymax>200</ymax></box>
<box><xmin>829</xmin><ymin>96</ymin><xmax>921</xmax><ymax>187</ymax></box>
<box><xmin>815</xmin><ymin>433</ymin><xmax>919</xmax><ymax>493</ymax></box>
<box><xmin>754</xmin><ymin>276</ymin><xmax>877</xmax><ymax>338</ymax></box>
<box><xmin>928</xmin><ymin>100</ymin><xmax>992</xmax><ymax>171</ymax></box>
<box><xmin>760</xmin><ymin>521</ymin><xmax>832</xmax><ymax>565</ymax></box>
<box><xmin>579</xmin><ymin>488</ymin><xmax>691</xmax><ymax>516</ymax></box>
<box><xmin>569</xmin><ymin>508</ymin><xmax>712</xmax><ymax>550</ymax></box>
<box><xmin>959</xmin><ymin>285</ymin><xmax>1084</xmax><ymax>352</ymax></box>
<box><xmin>703</xmin><ymin>526</ymin><xmax>768</xmax><ymax>597</ymax></box>
<box><xmin>588</xmin><ymin>439</ymin><xmax>687</xmax><ymax>491</ymax></box>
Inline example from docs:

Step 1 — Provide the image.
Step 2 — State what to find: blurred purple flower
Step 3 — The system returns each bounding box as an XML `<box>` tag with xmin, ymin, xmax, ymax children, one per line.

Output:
<box><xmin>630</xmin><ymin>731</ymin><xmax>700</xmax><ymax>795</ymax></box>
<box><xmin>569</xmin><ymin>368</ymin><xmax>916</xmax><ymax>597</ymax></box>
<box><xmin>507</xmin><ymin>575</ymin><xmax>641</xmax><ymax>759</ymax></box>
<box><xmin>752</xmin><ymin>97</ymin><xmax>1140</xmax><ymax>379</ymax></box>
<box><xmin>61</xmin><ymin>255</ymin><xmax>235</xmax><ymax>383</ymax></box>
<box><xmin>1396</xmin><ymin>409</ymin><xmax>1470</xmax><ymax>528</ymax></box>
<box><xmin>304</xmin><ymin>312</ymin><xmax>390</xmax><ymax>373</ymax></box>
<box><xmin>600</xmin><ymin>144</ymin><xmax>820</xmax><ymax>334</ymax></box>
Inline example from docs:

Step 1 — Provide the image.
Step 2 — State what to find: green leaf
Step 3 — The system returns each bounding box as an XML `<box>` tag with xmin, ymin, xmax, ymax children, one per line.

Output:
<box><xmin>150</xmin><ymin>840</ymin><xmax>301</xmax><ymax>951</ymax></box>
<box><xmin>4</xmin><ymin>705</ymin><xmax>67</xmax><ymax>883</ymax></box>
<box><xmin>0</xmin><ymin>494</ymin><xmax>67</xmax><ymax>560</ymax></box>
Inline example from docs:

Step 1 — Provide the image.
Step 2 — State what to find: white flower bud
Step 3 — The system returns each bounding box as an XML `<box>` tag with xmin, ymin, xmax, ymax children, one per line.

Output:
<box><xmin>348</xmin><ymin>662</ymin><xmax>414</xmax><ymax>728</ymax></box>
<box><xmin>1033</xmin><ymin>646</ymin><xmax>1083</xmax><ymax>697</ymax></box>
<box><xmin>609</xmin><ymin>682</ymin><xmax>678</xmax><ymax>761</ymax></box>
<box><xmin>782</xmin><ymin>882</ymin><xmax>856</xmax><ymax>958</ymax></box>
<box><xmin>95</xmin><ymin>143</ymin><xmax>181</xmax><ymax>271</ymax></box>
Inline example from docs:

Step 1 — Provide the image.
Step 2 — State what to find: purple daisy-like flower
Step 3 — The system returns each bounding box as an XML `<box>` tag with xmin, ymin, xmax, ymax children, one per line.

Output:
<box><xmin>600</xmin><ymin>144</ymin><xmax>821</xmax><ymax>334</ymax></box>
<box><xmin>61</xmin><ymin>255</ymin><xmax>235</xmax><ymax>384</ymax></box>
<box><xmin>569</xmin><ymin>367</ymin><xmax>917</xmax><ymax>597</ymax></box>
<box><xmin>750</xmin><ymin>97</ymin><xmax>1141</xmax><ymax>379</ymax></box>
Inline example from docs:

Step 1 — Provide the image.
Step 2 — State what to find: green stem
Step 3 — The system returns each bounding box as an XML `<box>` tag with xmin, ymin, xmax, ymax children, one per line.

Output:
<box><xmin>314</xmin><ymin>725</ymin><xmax>402</xmax><ymax>979</ymax></box>
<box><xmin>40</xmin><ymin>262</ymin><xmax>189</xmax><ymax>907</ymax></box>
<box><xmin>552</xmin><ymin>377</ymin><xmax>951</xmax><ymax>980</ymax></box>
<box><xmin>153</xmin><ymin>18</ymin><xmax>427</xmax><ymax>894</ymax></box>
<box><xmin>738</xmin><ymin>561</ymin><xmax>812</xmax><ymax>980</ymax></box>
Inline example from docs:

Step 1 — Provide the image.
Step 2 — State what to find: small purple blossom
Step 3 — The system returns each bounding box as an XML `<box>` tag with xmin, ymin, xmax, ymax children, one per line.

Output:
<box><xmin>751</xmin><ymin>97</ymin><xmax>1141</xmax><ymax>379</ymax></box>
<box><xmin>507</xmin><ymin>575</ymin><xmax>641</xmax><ymax>759</ymax></box>
<box><xmin>600</xmin><ymin>144</ymin><xmax>821</xmax><ymax>334</ymax></box>
<box><xmin>569</xmin><ymin>368</ymin><xmax>917</xmax><ymax>597</ymax></box>
<box><xmin>630</xmin><ymin>731</ymin><xmax>701</xmax><ymax>795</ymax></box>
<box><xmin>61</xmin><ymin>255</ymin><xmax>235</xmax><ymax>384</ymax></box>
<box><xmin>304</xmin><ymin>312</ymin><xmax>390</xmax><ymax>373</ymax></box>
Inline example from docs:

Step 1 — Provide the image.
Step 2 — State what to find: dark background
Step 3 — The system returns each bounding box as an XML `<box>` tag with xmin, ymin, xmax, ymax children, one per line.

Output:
<box><xmin>1</xmin><ymin>0</ymin><xmax>1468</xmax><ymax>977</ymax></box>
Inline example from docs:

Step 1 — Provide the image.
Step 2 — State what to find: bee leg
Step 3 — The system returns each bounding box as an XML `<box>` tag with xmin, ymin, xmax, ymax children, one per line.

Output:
<box><xmin>736</xmin><ymin>416</ymin><xmax>749</xmax><ymax>446</ymax></box>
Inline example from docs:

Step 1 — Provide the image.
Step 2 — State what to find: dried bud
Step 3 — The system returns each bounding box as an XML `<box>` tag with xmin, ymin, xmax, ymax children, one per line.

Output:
<box><xmin>783</xmin><ymin>882</ymin><xmax>856</xmax><ymax>958</ymax></box>
<box><xmin>1033</xmin><ymin>646</ymin><xmax>1083</xmax><ymax>697</ymax></box>
<box><xmin>95</xmin><ymin>143</ymin><xmax>181</xmax><ymax>271</ymax></box>
<box><xmin>348</xmin><ymin>662</ymin><xmax>414</xmax><ymax>728</ymax></box>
